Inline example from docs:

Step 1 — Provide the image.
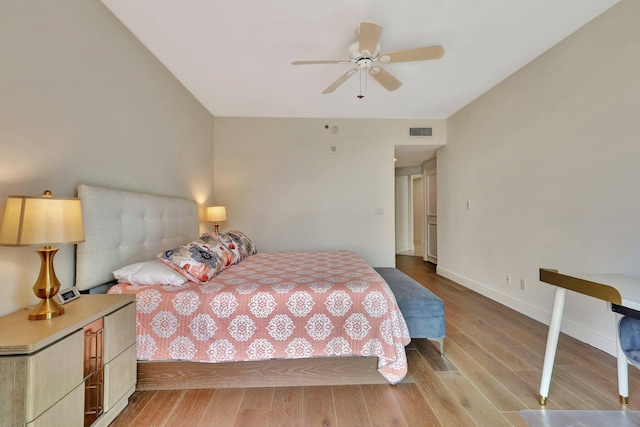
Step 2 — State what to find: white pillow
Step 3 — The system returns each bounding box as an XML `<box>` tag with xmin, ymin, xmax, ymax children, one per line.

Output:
<box><xmin>113</xmin><ymin>260</ymin><xmax>188</xmax><ymax>286</ymax></box>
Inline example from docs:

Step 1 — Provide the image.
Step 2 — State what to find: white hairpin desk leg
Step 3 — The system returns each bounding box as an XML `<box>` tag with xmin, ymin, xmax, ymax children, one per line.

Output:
<box><xmin>538</xmin><ymin>287</ymin><xmax>567</xmax><ymax>405</ymax></box>
<box><xmin>616</xmin><ymin>313</ymin><xmax>629</xmax><ymax>404</ymax></box>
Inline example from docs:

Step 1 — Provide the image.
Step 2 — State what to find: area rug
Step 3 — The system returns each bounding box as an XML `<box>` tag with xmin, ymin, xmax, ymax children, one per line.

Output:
<box><xmin>520</xmin><ymin>410</ymin><xmax>640</xmax><ymax>427</ymax></box>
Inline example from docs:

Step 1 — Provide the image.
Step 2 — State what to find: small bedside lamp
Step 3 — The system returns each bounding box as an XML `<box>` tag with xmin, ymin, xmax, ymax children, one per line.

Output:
<box><xmin>0</xmin><ymin>190</ymin><xmax>84</xmax><ymax>320</ymax></box>
<box><xmin>206</xmin><ymin>205</ymin><xmax>227</xmax><ymax>233</ymax></box>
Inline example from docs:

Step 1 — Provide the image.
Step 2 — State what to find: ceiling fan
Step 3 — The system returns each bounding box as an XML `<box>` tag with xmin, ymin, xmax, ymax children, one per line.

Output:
<box><xmin>292</xmin><ymin>21</ymin><xmax>444</xmax><ymax>96</ymax></box>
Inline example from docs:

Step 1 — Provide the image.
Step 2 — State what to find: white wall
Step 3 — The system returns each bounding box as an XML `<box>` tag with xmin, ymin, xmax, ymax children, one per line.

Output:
<box><xmin>0</xmin><ymin>0</ymin><xmax>214</xmax><ymax>316</ymax></box>
<box><xmin>213</xmin><ymin>118</ymin><xmax>446</xmax><ymax>267</ymax></box>
<box><xmin>438</xmin><ymin>0</ymin><xmax>640</xmax><ymax>354</ymax></box>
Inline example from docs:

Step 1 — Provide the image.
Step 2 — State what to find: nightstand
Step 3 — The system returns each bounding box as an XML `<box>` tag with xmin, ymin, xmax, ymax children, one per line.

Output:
<box><xmin>0</xmin><ymin>294</ymin><xmax>136</xmax><ymax>427</ymax></box>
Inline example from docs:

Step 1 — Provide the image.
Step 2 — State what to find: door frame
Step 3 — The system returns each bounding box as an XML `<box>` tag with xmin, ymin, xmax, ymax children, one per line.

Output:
<box><xmin>423</xmin><ymin>159</ymin><xmax>437</xmax><ymax>264</ymax></box>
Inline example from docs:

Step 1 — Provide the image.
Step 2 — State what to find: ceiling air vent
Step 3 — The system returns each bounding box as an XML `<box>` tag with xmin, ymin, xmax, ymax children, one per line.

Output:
<box><xmin>409</xmin><ymin>127</ymin><xmax>433</xmax><ymax>137</ymax></box>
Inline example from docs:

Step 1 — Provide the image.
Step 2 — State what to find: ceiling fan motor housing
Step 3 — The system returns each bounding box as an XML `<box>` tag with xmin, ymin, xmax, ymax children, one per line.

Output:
<box><xmin>348</xmin><ymin>42</ymin><xmax>381</xmax><ymax>63</ymax></box>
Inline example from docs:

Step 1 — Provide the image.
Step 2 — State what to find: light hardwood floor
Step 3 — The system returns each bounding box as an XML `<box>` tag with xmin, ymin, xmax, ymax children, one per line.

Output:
<box><xmin>396</xmin><ymin>242</ymin><xmax>424</xmax><ymax>258</ymax></box>
<box><xmin>110</xmin><ymin>255</ymin><xmax>640</xmax><ymax>426</ymax></box>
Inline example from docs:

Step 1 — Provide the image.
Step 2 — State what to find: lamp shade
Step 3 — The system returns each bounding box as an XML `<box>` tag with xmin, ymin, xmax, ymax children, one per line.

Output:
<box><xmin>0</xmin><ymin>194</ymin><xmax>85</xmax><ymax>246</ymax></box>
<box><xmin>205</xmin><ymin>205</ymin><xmax>227</xmax><ymax>223</ymax></box>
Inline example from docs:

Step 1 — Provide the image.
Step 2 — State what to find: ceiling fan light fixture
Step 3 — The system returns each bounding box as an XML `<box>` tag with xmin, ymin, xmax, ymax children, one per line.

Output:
<box><xmin>379</xmin><ymin>55</ymin><xmax>391</xmax><ymax>64</ymax></box>
<box><xmin>357</xmin><ymin>58</ymin><xmax>373</xmax><ymax>70</ymax></box>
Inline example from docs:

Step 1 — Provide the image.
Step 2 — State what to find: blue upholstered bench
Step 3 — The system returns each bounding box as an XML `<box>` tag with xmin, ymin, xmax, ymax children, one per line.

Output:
<box><xmin>375</xmin><ymin>267</ymin><xmax>446</xmax><ymax>355</ymax></box>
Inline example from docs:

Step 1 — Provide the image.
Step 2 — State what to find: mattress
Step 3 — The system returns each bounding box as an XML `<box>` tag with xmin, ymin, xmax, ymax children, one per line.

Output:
<box><xmin>108</xmin><ymin>250</ymin><xmax>411</xmax><ymax>384</ymax></box>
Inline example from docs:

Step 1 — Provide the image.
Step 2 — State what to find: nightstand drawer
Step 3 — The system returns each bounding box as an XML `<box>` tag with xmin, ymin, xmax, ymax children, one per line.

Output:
<box><xmin>103</xmin><ymin>302</ymin><xmax>136</xmax><ymax>363</ymax></box>
<box><xmin>104</xmin><ymin>344</ymin><xmax>137</xmax><ymax>411</ymax></box>
<box><xmin>26</xmin><ymin>329</ymin><xmax>84</xmax><ymax>422</ymax></box>
<box><xmin>26</xmin><ymin>384</ymin><xmax>84</xmax><ymax>427</ymax></box>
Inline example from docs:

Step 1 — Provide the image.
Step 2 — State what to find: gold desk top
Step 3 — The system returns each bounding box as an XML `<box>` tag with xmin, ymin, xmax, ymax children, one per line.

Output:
<box><xmin>540</xmin><ymin>268</ymin><xmax>622</xmax><ymax>305</ymax></box>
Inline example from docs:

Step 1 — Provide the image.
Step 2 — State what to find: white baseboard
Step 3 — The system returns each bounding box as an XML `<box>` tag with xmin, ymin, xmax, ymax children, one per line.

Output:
<box><xmin>436</xmin><ymin>266</ymin><xmax>617</xmax><ymax>356</ymax></box>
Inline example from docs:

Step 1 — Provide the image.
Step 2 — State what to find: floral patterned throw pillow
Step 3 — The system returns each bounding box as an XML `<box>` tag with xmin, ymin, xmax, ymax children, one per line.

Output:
<box><xmin>217</xmin><ymin>230</ymin><xmax>257</xmax><ymax>261</ymax></box>
<box><xmin>158</xmin><ymin>240</ymin><xmax>236</xmax><ymax>284</ymax></box>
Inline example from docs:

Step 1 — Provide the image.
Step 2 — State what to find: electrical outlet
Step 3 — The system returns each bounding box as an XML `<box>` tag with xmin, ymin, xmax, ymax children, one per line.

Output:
<box><xmin>505</xmin><ymin>274</ymin><xmax>511</xmax><ymax>285</ymax></box>
<box><xmin>520</xmin><ymin>279</ymin><xmax>526</xmax><ymax>290</ymax></box>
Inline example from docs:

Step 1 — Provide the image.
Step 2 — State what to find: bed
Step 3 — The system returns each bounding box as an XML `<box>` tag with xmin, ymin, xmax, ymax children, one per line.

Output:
<box><xmin>75</xmin><ymin>184</ymin><xmax>410</xmax><ymax>389</ymax></box>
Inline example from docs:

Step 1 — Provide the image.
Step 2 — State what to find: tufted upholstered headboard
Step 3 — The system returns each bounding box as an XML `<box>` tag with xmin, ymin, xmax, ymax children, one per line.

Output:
<box><xmin>75</xmin><ymin>184</ymin><xmax>199</xmax><ymax>291</ymax></box>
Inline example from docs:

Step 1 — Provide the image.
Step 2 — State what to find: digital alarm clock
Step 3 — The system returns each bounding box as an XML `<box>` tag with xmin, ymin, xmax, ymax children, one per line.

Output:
<box><xmin>56</xmin><ymin>286</ymin><xmax>81</xmax><ymax>304</ymax></box>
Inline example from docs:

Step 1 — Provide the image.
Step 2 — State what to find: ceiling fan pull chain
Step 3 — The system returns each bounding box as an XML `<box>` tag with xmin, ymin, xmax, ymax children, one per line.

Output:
<box><xmin>358</xmin><ymin>69</ymin><xmax>365</xmax><ymax>99</ymax></box>
<box><xmin>365</xmin><ymin>68</ymin><xmax>368</xmax><ymax>93</ymax></box>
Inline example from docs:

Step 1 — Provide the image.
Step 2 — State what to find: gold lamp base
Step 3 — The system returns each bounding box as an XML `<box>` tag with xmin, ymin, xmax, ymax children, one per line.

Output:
<box><xmin>29</xmin><ymin>246</ymin><xmax>65</xmax><ymax>321</ymax></box>
<box><xmin>29</xmin><ymin>297</ymin><xmax>65</xmax><ymax>320</ymax></box>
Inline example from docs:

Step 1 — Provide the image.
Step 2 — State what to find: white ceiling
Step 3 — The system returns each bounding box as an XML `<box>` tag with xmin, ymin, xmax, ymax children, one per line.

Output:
<box><xmin>101</xmin><ymin>0</ymin><xmax>618</xmax><ymax>121</ymax></box>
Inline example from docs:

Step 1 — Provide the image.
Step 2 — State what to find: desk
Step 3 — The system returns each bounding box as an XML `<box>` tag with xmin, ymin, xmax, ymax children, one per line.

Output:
<box><xmin>538</xmin><ymin>269</ymin><xmax>640</xmax><ymax>405</ymax></box>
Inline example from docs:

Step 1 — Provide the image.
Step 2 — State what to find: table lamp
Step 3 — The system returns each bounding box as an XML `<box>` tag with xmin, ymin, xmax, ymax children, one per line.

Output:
<box><xmin>0</xmin><ymin>190</ymin><xmax>84</xmax><ymax>320</ymax></box>
<box><xmin>205</xmin><ymin>205</ymin><xmax>227</xmax><ymax>233</ymax></box>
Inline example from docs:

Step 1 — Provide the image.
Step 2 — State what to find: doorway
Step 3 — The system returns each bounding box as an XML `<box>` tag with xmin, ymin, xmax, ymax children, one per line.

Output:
<box><xmin>395</xmin><ymin>174</ymin><xmax>424</xmax><ymax>257</ymax></box>
<box><xmin>394</xmin><ymin>148</ymin><xmax>438</xmax><ymax>262</ymax></box>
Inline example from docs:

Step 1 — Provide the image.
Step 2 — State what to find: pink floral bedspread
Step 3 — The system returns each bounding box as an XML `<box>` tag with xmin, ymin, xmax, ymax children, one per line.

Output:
<box><xmin>108</xmin><ymin>250</ymin><xmax>410</xmax><ymax>384</ymax></box>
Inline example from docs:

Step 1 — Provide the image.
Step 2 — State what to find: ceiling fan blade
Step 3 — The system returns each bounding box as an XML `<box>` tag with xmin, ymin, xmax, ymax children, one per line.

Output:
<box><xmin>291</xmin><ymin>59</ymin><xmax>351</xmax><ymax>65</ymax></box>
<box><xmin>322</xmin><ymin>69</ymin><xmax>357</xmax><ymax>94</ymax></box>
<box><xmin>379</xmin><ymin>45</ymin><xmax>445</xmax><ymax>63</ymax></box>
<box><xmin>359</xmin><ymin>21</ymin><xmax>383</xmax><ymax>56</ymax></box>
<box><xmin>369</xmin><ymin>67</ymin><xmax>402</xmax><ymax>91</ymax></box>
